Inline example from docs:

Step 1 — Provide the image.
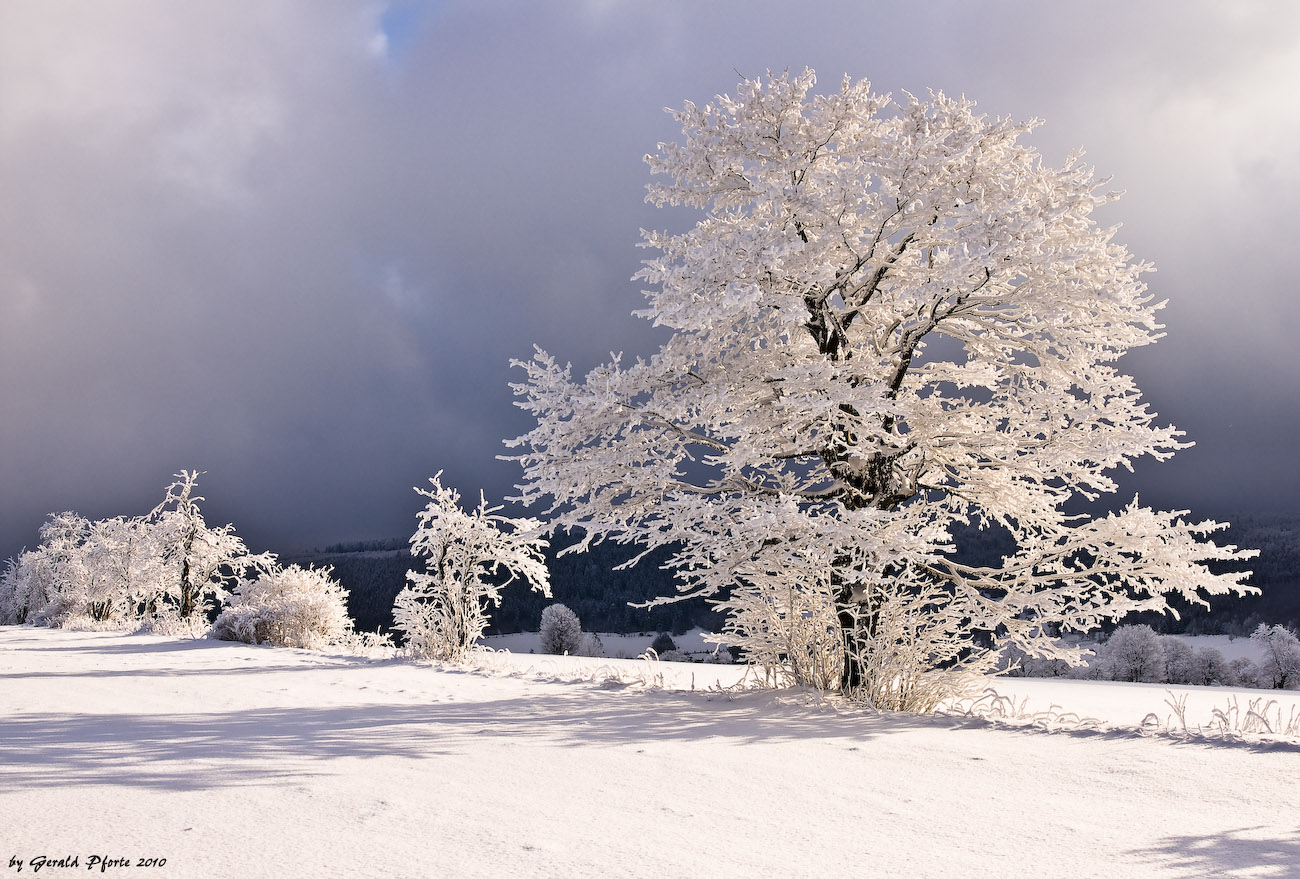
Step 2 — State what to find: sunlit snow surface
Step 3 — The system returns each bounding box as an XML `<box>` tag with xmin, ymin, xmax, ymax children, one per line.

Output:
<box><xmin>2</xmin><ymin>627</ymin><xmax>1297</xmax><ymax>878</ymax></box>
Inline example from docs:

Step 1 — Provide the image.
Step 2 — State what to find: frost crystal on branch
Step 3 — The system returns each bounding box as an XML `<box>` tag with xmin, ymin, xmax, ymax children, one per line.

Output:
<box><xmin>506</xmin><ymin>69</ymin><xmax>1256</xmax><ymax>710</ymax></box>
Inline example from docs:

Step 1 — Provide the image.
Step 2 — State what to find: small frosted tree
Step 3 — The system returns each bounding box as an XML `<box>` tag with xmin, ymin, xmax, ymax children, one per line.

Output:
<box><xmin>1099</xmin><ymin>625</ymin><xmax>1166</xmax><ymax>683</ymax></box>
<box><xmin>25</xmin><ymin>511</ymin><xmax>91</xmax><ymax>625</ymax></box>
<box><xmin>80</xmin><ymin>515</ymin><xmax>167</xmax><ymax>623</ymax></box>
<box><xmin>508</xmin><ymin>69</ymin><xmax>1256</xmax><ymax>709</ymax></box>
<box><xmin>1251</xmin><ymin>624</ymin><xmax>1300</xmax><ymax>689</ymax></box>
<box><xmin>0</xmin><ymin>551</ymin><xmax>47</xmax><ymax>625</ymax></box>
<box><xmin>395</xmin><ymin>472</ymin><xmax>550</xmax><ymax>661</ymax></box>
<box><xmin>213</xmin><ymin>564</ymin><xmax>353</xmax><ymax>650</ymax></box>
<box><xmin>538</xmin><ymin>603</ymin><xmax>583</xmax><ymax>655</ymax></box>
<box><xmin>1189</xmin><ymin>646</ymin><xmax>1233</xmax><ymax>686</ymax></box>
<box><xmin>148</xmin><ymin>470</ymin><xmax>271</xmax><ymax>620</ymax></box>
<box><xmin>1162</xmin><ymin>637</ymin><xmax>1198</xmax><ymax>685</ymax></box>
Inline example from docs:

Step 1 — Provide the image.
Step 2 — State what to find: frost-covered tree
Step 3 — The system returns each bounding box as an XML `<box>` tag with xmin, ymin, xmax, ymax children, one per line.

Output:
<box><xmin>538</xmin><ymin>603</ymin><xmax>583</xmax><ymax>655</ymax></box>
<box><xmin>212</xmin><ymin>564</ymin><xmax>353</xmax><ymax>650</ymax></box>
<box><xmin>1099</xmin><ymin>625</ymin><xmax>1167</xmax><ymax>683</ymax></box>
<box><xmin>1229</xmin><ymin>656</ymin><xmax>1261</xmax><ymax>689</ymax></box>
<box><xmin>1161</xmin><ymin>637</ymin><xmax>1198</xmax><ymax>686</ymax></box>
<box><xmin>1251</xmin><ymin>623</ymin><xmax>1300</xmax><ymax>689</ymax></box>
<box><xmin>0</xmin><ymin>552</ymin><xmax>46</xmax><ymax>625</ymax></box>
<box><xmin>148</xmin><ymin>471</ymin><xmax>271</xmax><ymax>619</ymax></box>
<box><xmin>395</xmin><ymin>473</ymin><xmax>550</xmax><ymax>661</ymax></box>
<box><xmin>508</xmin><ymin>70</ymin><xmax>1256</xmax><ymax>709</ymax></box>
<box><xmin>80</xmin><ymin>515</ymin><xmax>168</xmax><ymax>622</ymax></box>
<box><xmin>1188</xmin><ymin>645</ymin><xmax>1233</xmax><ymax>687</ymax></box>
<box><xmin>25</xmin><ymin>511</ymin><xmax>92</xmax><ymax>625</ymax></box>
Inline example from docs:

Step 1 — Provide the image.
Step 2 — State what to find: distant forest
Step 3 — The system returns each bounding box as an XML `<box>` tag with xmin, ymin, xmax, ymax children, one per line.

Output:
<box><xmin>285</xmin><ymin>535</ymin><xmax>724</xmax><ymax>638</ymax></box>
<box><xmin>286</xmin><ymin>514</ymin><xmax>1300</xmax><ymax>638</ymax></box>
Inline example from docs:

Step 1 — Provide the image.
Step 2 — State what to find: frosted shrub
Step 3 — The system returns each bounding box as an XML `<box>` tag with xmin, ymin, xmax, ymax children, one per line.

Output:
<box><xmin>212</xmin><ymin>565</ymin><xmax>352</xmax><ymax>650</ymax></box>
<box><xmin>1251</xmin><ymin>624</ymin><xmax>1300</xmax><ymax>689</ymax></box>
<box><xmin>1099</xmin><ymin>625</ymin><xmax>1167</xmax><ymax>683</ymax></box>
<box><xmin>0</xmin><ymin>558</ymin><xmax>19</xmax><ymax>625</ymax></box>
<box><xmin>394</xmin><ymin>473</ymin><xmax>549</xmax><ymax>662</ymax></box>
<box><xmin>715</xmin><ymin>566</ymin><xmax>842</xmax><ymax>690</ymax></box>
<box><xmin>539</xmin><ymin>603</ymin><xmax>582</xmax><ymax>655</ymax></box>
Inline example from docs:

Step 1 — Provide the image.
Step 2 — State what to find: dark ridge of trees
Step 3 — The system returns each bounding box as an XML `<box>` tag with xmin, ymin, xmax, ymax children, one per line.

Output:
<box><xmin>286</xmin><ymin>514</ymin><xmax>1299</xmax><ymax>637</ymax></box>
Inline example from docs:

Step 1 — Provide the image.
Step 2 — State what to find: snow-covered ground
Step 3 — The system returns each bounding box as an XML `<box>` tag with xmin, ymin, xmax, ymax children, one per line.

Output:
<box><xmin>2</xmin><ymin>627</ymin><xmax>1297</xmax><ymax>879</ymax></box>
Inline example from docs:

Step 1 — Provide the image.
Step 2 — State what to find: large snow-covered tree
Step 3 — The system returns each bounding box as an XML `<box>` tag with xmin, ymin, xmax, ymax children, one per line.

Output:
<box><xmin>508</xmin><ymin>70</ymin><xmax>1256</xmax><ymax>709</ymax></box>
<box><xmin>394</xmin><ymin>473</ymin><xmax>550</xmax><ymax>661</ymax></box>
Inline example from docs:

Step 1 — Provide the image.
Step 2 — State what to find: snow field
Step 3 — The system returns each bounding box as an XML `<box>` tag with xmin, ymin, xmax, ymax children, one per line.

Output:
<box><xmin>2</xmin><ymin>627</ymin><xmax>1297</xmax><ymax>879</ymax></box>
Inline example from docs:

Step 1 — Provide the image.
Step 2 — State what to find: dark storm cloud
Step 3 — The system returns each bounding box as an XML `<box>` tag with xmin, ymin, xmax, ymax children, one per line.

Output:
<box><xmin>2</xmin><ymin>0</ymin><xmax>1297</xmax><ymax>559</ymax></box>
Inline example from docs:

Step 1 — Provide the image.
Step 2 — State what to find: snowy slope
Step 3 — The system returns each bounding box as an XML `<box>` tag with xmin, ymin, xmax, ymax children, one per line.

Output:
<box><xmin>1</xmin><ymin>627</ymin><xmax>1297</xmax><ymax>879</ymax></box>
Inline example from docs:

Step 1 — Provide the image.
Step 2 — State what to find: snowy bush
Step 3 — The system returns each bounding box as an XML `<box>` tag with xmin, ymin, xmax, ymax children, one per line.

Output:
<box><xmin>705</xmin><ymin>646</ymin><xmax>735</xmax><ymax>664</ymax></box>
<box><xmin>212</xmin><ymin>565</ymin><xmax>352</xmax><ymax>650</ymax></box>
<box><xmin>1251</xmin><ymin>623</ymin><xmax>1300</xmax><ymax>689</ymax></box>
<box><xmin>716</xmin><ymin>571</ymin><xmax>842</xmax><ymax>690</ymax></box>
<box><xmin>539</xmin><ymin>603</ymin><xmax>583</xmax><ymax>655</ymax></box>
<box><xmin>394</xmin><ymin>473</ymin><xmax>549</xmax><ymax>662</ymax></box>
<box><xmin>1099</xmin><ymin>625</ymin><xmax>1167</xmax><ymax>683</ymax></box>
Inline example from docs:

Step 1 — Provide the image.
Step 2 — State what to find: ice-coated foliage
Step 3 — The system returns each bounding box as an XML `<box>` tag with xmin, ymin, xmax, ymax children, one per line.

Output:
<box><xmin>395</xmin><ymin>473</ymin><xmax>550</xmax><ymax>662</ymax></box>
<box><xmin>212</xmin><ymin>564</ymin><xmax>353</xmax><ymax>650</ymax></box>
<box><xmin>1099</xmin><ymin>625</ymin><xmax>1167</xmax><ymax>683</ymax></box>
<box><xmin>538</xmin><ymin>603</ymin><xmax>583</xmax><ymax>655</ymax></box>
<box><xmin>1251</xmin><ymin>623</ymin><xmax>1300</xmax><ymax>689</ymax></box>
<box><xmin>18</xmin><ymin>512</ymin><xmax>90</xmax><ymax>625</ymax></box>
<box><xmin>149</xmin><ymin>470</ymin><xmax>272</xmax><ymax>619</ymax></box>
<box><xmin>1229</xmin><ymin>656</ymin><xmax>1261</xmax><ymax>689</ymax></box>
<box><xmin>1162</xmin><ymin>637</ymin><xmax>1198</xmax><ymax>685</ymax></box>
<box><xmin>507</xmin><ymin>69</ymin><xmax>1256</xmax><ymax>710</ymax></box>
<box><xmin>1187</xmin><ymin>646</ymin><xmax>1234</xmax><ymax>687</ymax></box>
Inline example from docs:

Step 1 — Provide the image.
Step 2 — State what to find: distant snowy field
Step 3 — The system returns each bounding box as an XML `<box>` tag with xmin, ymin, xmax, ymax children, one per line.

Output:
<box><xmin>2</xmin><ymin>628</ymin><xmax>1298</xmax><ymax>879</ymax></box>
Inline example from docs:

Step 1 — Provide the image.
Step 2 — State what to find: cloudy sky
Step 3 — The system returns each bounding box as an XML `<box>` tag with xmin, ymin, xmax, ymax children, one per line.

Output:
<box><xmin>2</xmin><ymin>1</ymin><xmax>1297</xmax><ymax>559</ymax></box>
